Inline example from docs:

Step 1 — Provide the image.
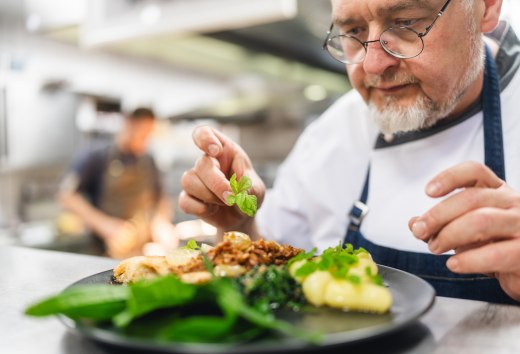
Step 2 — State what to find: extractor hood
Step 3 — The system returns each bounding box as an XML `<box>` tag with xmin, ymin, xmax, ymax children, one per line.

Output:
<box><xmin>81</xmin><ymin>0</ymin><xmax>297</xmax><ymax>48</ymax></box>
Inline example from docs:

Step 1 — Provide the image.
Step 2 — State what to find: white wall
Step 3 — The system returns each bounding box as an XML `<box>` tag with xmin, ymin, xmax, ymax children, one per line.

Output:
<box><xmin>501</xmin><ymin>0</ymin><xmax>520</xmax><ymax>34</ymax></box>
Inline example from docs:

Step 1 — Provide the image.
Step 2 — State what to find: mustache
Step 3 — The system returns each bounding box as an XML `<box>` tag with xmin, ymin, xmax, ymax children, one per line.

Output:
<box><xmin>364</xmin><ymin>71</ymin><xmax>419</xmax><ymax>88</ymax></box>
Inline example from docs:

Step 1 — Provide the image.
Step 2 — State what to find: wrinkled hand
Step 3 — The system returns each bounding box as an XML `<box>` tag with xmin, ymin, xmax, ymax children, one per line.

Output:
<box><xmin>179</xmin><ymin>126</ymin><xmax>265</xmax><ymax>232</ymax></box>
<box><xmin>409</xmin><ymin>161</ymin><xmax>520</xmax><ymax>301</ymax></box>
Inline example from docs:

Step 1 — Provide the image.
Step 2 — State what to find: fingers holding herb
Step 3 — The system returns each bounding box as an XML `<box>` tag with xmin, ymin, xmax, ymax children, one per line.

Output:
<box><xmin>191</xmin><ymin>155</ymin><xmax>231</xmax><ymax>205</ymax></box>
<box><xmin>181</xmin><ymin>126</ymin><xmax>265</xmax><ymax>232</ymax></box>
<box><xmin>180</xmin><ymin>168</ymin><xmax>224</xmax><ymax>206</ymax></box>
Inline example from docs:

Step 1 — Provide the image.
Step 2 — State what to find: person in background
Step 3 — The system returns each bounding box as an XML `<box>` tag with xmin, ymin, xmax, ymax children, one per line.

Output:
<box><xmin>58</xmin><ymin>107</ymin><xmax>178</xmax><ymax>258</ymax></box>
<box><xmin>179</xmin><ymin>0</ymin><xmax>520</xmax><ymax>304</ymax></box>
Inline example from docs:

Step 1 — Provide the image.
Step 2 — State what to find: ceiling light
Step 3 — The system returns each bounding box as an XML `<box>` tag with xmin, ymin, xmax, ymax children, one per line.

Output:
<box><xmin>140</xmin><ymin>4</ymin><xmax>161</xmax><ymax>25</ymax></box>
<box><xmin>304</xmin><ymin>84</ymin><xmax>327</xmax><ymax>101</ymax></box>
<box><xmin>26</xmin><ymin>14</ymin><xmax>42</xmax><ymax>32</ymax></box>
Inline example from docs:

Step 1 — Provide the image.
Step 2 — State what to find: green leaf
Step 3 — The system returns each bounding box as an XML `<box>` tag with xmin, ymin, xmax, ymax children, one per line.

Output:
<box><xmin>226</xmin><ymin>194</ymin><xmax>236</xmax><ymax>206</ymax></box>
<box><xmin>354</xmin><ymin>247</ymin><xmax>368</xmax><ymax>255</ymax></box>
<box><xmin>226</xmin><ymin>174</ymin><xmax>257</xmax><ymax>217</ymax></box>
<box><xmin>294</xmin><ymin>261</ymin><xmax>319</xmax><ymax>277</ymax></box>
<box><xmin>235</xmin><ymin>192</ymin><xmax>246</xmax><ymax>207</ymax></box>
<box><xmin>159</xmin><ymin>278</ymin><xmax>246</xmax><ymax>342</ymax></box>
<box><xmin>231</xmin><ymin>290</ymin><xmax>321</xmax><ymax>343</ymax></box>
<box><xmin>24</xmin><ymin>273</ymin><xmax>322</xmax><ymax>344</ymax></box>
<box><xmin>289</xmin><ymin>243</ymin><xmax>386</xmax><ymax>287</ymax></box>
<box><xmin>343</xmin><ymin>243</ymin><xmax>354</xmax><ymax>253</ymax></box>
<box><xmin>332</xmin><ymin>267</ymin><xmax>348</xmax><ymax>279</ymax></box>
<box><xmin>211</xmin><ymin>276</ymin><xmax>320</xmax><ymax>342</ymax></box>
<box><xmin>25</xmin><ymin>285</ymin><xmax>128</xmax><ymax>320</ymax></box>
<box><xmin>113</xmin><ymin>275</ymin><xmax>197</xmax><ymax>327</ymax></box>
<box><xmin>160</xmin><ymin>315</ymin><xmax>237</xmax><ymax>342</ymax></box>
<box><xmin>229</xmin><ymin>173</ymin><xmax>239</xmax><ymax>194</ymax></box>
<box><xmin>371</xmin><ymin>274</ymin><xmax>384</xmax><ymax>286</ymax></box>
<box><xmin>347</xmin><ymin>275</ymin><xmax>362</xmax><ymax>285</ymax></box>
<box><xmin>237</xmin><ymin>175</ymin><xmax>252</xmax><ymax>193</ymax></box>
<box><xmin>287</xmin><ymin>248</ymin><xmax>316</xmax><ymax>267</ymax></box>
<box><xmin>182</xmin><ymin>239</ymin><xmax>200</xmax><ymax>250</ymax></box>
<box><xmin>239</xmin><ymin>195</ymin><xmax>257</xmax><ymax>217</ymax></box>
<box><xmin>318</xmin><ymin>253</ymin><xmax>332</xmax><ymax>270</ymax></box>
<box><xmin>232</xmin><ymin>193</ymin><xmax>257</xmax><ymax>217</ymax></box>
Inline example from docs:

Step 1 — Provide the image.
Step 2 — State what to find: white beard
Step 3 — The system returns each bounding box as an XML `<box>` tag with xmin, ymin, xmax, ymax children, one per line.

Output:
<box><xmin>368</xmin><ymin>24</ymin><xmax>484</xmax><ymax>136</ymax></box>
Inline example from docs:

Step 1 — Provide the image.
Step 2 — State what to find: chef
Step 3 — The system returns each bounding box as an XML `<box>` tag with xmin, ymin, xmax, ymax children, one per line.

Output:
<box><xmin>58</xmin><ymin>107</ymin><xmax>177</xmax><ymax>258</ymax></box>
<box><xmin>179</xmin><ymin>0</ymin><xmax>520</xmax><ymax>304</ymax></box>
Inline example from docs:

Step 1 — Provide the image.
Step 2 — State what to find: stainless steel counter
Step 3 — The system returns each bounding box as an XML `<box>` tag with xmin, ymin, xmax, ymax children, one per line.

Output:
<box><xmin>2</xmin><ymin>246</ymin><xmax>520</xmax><ymax>354</ymax></box>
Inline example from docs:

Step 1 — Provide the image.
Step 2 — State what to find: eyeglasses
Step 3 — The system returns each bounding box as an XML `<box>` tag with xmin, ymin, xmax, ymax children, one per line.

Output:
<box><xmin>323</xmin><ymin>0</ymin><xmax>453</xmax><ymax>64</ymax></box>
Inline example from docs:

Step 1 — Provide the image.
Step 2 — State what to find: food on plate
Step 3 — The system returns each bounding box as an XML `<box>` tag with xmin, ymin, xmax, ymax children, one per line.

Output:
<box><xmin>24</xmin><ymin>232</ymin><xmax>392</xmax><ymax>344</ymax></box>
<box><xmin>289</xmin><ymin>244</ymin><xmax>392</xmax><ymax>314</ymax></box>
<box><xmin>113</xmin><ymin>231</ymin><xmax>302</xmax><ymax>284</ymax></box>
<box><xmin>114</xmin><ymin>232</ymin><xmax>392</xmax><ymax>314</ymax></box>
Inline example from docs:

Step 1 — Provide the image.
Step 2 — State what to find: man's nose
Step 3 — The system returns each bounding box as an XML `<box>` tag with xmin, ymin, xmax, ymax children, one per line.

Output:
<box><xmin>362</xmin><ymin>40</ymin><xmax>400</xmax><ymax>76</ymax></box>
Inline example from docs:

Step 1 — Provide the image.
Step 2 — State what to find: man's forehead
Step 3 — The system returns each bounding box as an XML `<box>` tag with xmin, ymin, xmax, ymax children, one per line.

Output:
<box><xmin>331</xmin><ymin>0</ymin><xmax>438</xmax><ymax>25</ymax></box>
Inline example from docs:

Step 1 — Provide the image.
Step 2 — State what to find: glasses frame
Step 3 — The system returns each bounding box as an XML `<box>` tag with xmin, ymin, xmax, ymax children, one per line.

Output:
<box><xmin>323</xmin><ymin>0</ymin><xmax>453</xmax><ymax>64</ymax></box>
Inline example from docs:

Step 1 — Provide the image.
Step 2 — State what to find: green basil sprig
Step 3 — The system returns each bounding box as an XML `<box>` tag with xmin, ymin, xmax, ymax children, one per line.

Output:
<box><xmin>226</xmin><ymin>173</ymin><xmax>257</xmax><ymax>217</ymax></box>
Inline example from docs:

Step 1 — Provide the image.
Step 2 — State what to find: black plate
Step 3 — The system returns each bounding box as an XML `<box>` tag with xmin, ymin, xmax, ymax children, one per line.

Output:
<box><xmin>59</xmin><ymin>266</ymin><xmax>435</xmax><ymax>353</ymax></box>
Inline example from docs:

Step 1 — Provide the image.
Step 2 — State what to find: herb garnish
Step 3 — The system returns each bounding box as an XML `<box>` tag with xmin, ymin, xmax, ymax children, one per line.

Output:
<box><xmin>287</xmin><ymin>247</ymin><xmax>317</xmax><ymax>267</ymax></box>
<box><xmin>293</xmin><ymin>242</ymin><xmax>384</xmax><ymax>286</ymax></box>
<box><xmin>226</xmin><ymin>173</ymin><xmax>257</xmax><ymax>217</ymax></box>
<box><xmin>182</xmin><ymin>239</ymin><xmax>201</xmax><ymax>251</ymax></box>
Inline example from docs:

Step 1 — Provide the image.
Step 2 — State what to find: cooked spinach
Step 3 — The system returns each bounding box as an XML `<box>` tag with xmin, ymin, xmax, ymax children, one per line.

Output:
<box><xmin>236</xmin><ymin>265</ymin><xmax>306</xmax><ymax>312</ymax></box>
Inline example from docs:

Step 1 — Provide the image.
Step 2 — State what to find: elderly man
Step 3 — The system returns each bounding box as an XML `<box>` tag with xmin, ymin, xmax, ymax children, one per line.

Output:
<box><xmin>179</xmin><ymin>0</ymin><xmax>520</xmax><ymax>304</ymax></box>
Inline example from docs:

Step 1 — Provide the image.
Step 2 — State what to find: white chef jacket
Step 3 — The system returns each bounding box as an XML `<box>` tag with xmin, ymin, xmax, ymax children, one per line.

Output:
<box><xmin>256</xmin><ymin>22</ymin><xmax>520</xmax><ymax>253</ymax></box>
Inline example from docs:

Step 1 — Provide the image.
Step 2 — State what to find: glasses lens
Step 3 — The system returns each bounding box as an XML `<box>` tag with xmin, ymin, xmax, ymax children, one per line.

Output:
<box><xmin>327</xmin><ymin>35</ymin><xmax>366</xmax><ymax>64</ymax></box>
<box><xmin>380</xmin><ymin>27</ymin><xmax>424</xmax><ymax>59</ymax></box>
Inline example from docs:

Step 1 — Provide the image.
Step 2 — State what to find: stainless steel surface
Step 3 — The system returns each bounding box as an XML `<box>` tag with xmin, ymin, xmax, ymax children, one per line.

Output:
<box><xmin>2</xmin><ymin>245</ymin><xmax>520</xmax><ymax>354</ymax></box>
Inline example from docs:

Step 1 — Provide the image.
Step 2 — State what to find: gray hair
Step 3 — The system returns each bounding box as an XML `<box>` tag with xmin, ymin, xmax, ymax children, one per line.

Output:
<box><xmin>460</xmin><ymin>0</ymin><xmax>473</xmax><ymax>14</ymax></box>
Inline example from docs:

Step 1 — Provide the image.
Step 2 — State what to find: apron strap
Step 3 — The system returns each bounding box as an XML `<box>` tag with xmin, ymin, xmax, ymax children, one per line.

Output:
<box><xmin>483</xmin><ymin>44</ymin><xmax>506</xmax><ymax>180</ymax></box>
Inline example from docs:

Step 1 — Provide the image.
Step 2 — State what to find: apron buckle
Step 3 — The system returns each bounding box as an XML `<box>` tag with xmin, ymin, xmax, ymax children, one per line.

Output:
<box><xmin>348</xmin><ymin>201</ymin><xmax>369</xmax><ymax>232</ymax></box>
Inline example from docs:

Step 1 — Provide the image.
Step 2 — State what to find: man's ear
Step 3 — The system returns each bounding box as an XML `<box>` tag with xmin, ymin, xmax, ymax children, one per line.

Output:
<box><xmin>481</xmin><ymin>0</ymin><xmax>503</xmax><ymax>33</ymax></box>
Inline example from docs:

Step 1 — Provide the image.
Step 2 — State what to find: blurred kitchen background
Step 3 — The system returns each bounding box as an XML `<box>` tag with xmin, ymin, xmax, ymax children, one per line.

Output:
<box><xmin>1</xmin><ymin>0</ymin><xmax>519</xmax><ymax>254</ymax></box>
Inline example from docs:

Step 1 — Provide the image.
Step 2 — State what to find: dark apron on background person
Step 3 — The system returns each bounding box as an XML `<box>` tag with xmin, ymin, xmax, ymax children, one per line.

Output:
<box><xmin>96</xmin><ymin>147</ymin><xmax>158</xmax><ymax>257</ymax></box>
<box><xmin>344</xmin><ymin>46</ymin><xmax>518</xmax><ymax>305</ymax></box>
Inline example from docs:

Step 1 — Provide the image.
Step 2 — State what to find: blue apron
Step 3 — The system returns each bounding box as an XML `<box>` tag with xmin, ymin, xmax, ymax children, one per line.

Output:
<box><xmin>344</xmin><ymin>46</ymin><xmax>517</xmax><ymax>305</ymax></box>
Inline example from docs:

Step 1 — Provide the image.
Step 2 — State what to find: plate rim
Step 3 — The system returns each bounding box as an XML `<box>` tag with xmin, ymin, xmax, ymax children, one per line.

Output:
<box><xmin>60</xmin><ymin>264</ymin><xmax>436</xmax><ymax>353</ymax></box>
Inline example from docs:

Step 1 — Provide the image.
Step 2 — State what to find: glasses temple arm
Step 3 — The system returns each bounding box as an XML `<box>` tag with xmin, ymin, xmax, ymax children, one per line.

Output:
<box><xmin>323</xmin><ymin>23</ymin><xmax>335</xmax><ymax>49</ymax></box>
<box><xmin>419</xmin><ymin>0</ymin><xmax>453</xmax><ymax>37</ymax></box>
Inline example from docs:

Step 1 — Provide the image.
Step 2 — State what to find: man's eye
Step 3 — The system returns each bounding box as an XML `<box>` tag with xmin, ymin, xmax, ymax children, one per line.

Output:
<box><xmin>344</xmin><ymin>27</ymin><xmax>363</xmax><ymax>36</ymax></box>
<box><xmin>395</xmin><ymin>19</ymin><xmax>420</xmax><ymax>27</ymax></box>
